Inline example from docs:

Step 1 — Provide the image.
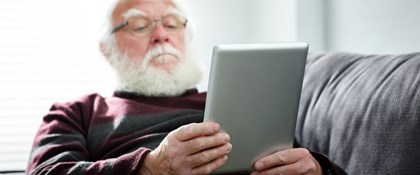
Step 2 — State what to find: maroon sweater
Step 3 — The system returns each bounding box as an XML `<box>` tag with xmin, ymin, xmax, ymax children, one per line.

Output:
<box><xmin>27</xmin><ymin>89</ymin><xmax>340</xmax><ymax>175</ymax></box>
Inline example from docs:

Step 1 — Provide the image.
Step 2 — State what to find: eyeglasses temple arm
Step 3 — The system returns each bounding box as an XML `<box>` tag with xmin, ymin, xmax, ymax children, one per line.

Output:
<box><xmin>111</xmin><ymin>21</ymin><xmax>129</xmax><ymax>34</ymax></box>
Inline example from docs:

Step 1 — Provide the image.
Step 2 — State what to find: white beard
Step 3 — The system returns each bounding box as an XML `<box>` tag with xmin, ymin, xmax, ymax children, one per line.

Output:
<box><xmin>106</xmin><ymin>44</ymin><xmax>203</xmax><ymax>97</ymax></box>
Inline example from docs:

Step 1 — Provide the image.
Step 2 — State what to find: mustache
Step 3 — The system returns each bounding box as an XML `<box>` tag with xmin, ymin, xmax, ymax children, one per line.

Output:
<box><xmin>142</xmin><ymin>44</ymin><xmax>182</xmax><ymax>65</ymax></box>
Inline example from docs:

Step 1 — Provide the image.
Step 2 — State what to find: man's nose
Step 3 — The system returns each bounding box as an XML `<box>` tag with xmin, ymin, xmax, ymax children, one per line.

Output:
<box><xmin>150</xmin><ymin>23</ymin><xmax>169</xmax><ymax>44</ymax></box>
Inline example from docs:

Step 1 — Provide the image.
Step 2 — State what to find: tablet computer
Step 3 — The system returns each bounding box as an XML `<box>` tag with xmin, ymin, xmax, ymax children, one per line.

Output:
<box><xmin>203</xmin><ymin>42</ymin><xmax>309</xmax><ymax>174</ymax></box>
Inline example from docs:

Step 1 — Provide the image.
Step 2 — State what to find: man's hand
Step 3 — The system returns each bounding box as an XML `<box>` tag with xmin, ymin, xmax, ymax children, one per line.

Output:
<box><xmin>251</xmin><ymin>148</ymin><xmax>323</xmax><ymax>175</ymax></box>
<box><xmin>139</xmin><ymin>122</ymin><xmax>232</xmax><ymax>175</ymax></box>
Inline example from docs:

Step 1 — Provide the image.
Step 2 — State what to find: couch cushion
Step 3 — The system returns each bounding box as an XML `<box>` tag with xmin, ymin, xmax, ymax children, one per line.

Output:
<box><xmin>296</xmin><ymin>52</ymin><xmax>420</xmax><ymax>175</ymax></box>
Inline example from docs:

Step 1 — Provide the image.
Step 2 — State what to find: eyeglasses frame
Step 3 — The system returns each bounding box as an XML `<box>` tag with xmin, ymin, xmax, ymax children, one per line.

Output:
<box><xmin>111</xmin><ymin>16</ymin><xmax>188</xmax><ymax>34</ymax></box>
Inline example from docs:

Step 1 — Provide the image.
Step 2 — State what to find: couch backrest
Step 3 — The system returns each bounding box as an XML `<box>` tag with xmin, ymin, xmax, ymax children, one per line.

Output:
<box><xmin>296</xmin><ymin>52</ymin><xmax>420</xmax><ymax>175</ymax></box>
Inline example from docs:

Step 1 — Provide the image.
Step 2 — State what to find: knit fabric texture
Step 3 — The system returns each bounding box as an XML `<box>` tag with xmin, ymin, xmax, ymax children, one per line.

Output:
<box><xmin>295</xmin><ymin>52</ymin><xmax>420</xmax><ymax>175</ymax></box>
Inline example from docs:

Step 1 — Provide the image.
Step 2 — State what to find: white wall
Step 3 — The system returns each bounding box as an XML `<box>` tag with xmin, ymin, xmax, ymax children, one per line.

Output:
<box><xmin>298</xmin><ymin>0</ymin><xmax>420</xmax><ymax>54</ymax></box>
<box><xmin>186</xmin><ymin>0</ymin><xmax>297</xmax><ymax>91</ymax></box>
<box><xmin>296</xmin><ymin>0</ymin><xmax>327</xmax><ymax>51</ymax></box>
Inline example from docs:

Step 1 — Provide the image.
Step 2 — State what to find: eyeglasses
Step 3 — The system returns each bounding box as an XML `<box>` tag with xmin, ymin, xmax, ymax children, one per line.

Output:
<box><xmin>111</xmin><ymin>15</ymin><xmax>188</xmax><ymax>36</ymax></box>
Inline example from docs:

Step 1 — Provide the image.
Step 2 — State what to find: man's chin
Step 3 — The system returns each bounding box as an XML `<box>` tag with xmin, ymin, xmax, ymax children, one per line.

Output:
<box><xmin>149</xmin><ymin>55</ymin><xmax>180</xmax><ymax>72</ymax></box>
<box><xmin>115</xmin><ymin>56</ymin><xmax>203</xmax><ymax>97</ymax></box>
<box><xmin>108</xmin><ymin>44</ymin><xmax>202</xmax><ymax>97</ymax></box>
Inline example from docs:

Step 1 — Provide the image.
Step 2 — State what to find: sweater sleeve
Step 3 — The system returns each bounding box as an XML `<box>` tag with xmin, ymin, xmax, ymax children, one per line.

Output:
<box><xmin>293</xmin><ymin>140</ymin><xmax>346</xmax><ymax>175</ymax></box>
<box><xmin>26</xmin><ymin>98</ymin><xmax>151</xmax><ymax>175</ymax></box>
<box><xmin>310</xmin><ymin>152</ymin><xmax>347</xmax><ymax>175</ymax></box>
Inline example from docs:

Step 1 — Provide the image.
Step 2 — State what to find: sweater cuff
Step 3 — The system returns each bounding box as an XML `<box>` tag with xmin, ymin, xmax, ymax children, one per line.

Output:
<box><xmin>310</xmin><ymin>152</ymin><xmax>342</xmax><ymax>175</ymax></box>
<box><xmin>112</xmin><ymin>148</ymin><xmax>152</xmax><ymax>175</ymax></box>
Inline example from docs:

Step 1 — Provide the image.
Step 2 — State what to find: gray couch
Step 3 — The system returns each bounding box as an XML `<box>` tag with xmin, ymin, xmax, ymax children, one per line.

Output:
<box><xmin>296</xmin><ymin>52</ymin><xmax>420</xmax><ymax>175</ymax></box>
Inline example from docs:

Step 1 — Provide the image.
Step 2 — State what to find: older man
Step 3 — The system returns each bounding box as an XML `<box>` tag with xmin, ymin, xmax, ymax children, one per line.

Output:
<box><xmin>27</xmin><ymin>0</ymin><xmax>340</xmax><ymax>174</ymax></box>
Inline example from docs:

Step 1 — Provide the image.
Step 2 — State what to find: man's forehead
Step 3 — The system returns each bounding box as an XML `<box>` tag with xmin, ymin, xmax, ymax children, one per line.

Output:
<box><xmin>123</xmin><ymin>0</ymin><xmax>171</xmax><ymax>3</ymax></box>
<box><xmin>116</xmin><ymin>0</ymin><xmax>175</xmax><ymax>12</ymax></box>
<box><xmin>113</xmin><ymin>0</ymin><xmax>177</xmax><ymax>19</ymax></box>
<box><xmin>118</xmin><ymin>0</ymin><xmax>173</xmax><ymax>4</ymax></box>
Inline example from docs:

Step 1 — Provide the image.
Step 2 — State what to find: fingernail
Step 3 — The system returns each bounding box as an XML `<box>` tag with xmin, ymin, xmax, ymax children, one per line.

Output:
<box><xmin>213</xmin><ymin>123</ymin><xmax>220</xmax><ymax>131</ymax></box>
<box><xmin>226</xmin><ymin>143</ymin><xmax>232</xmax><ymax>153</ymax></box>
<box><xmin>223</xmin><ymin>133</ymin><xmax>230</xmax><ymax>142</ymax></box>
<box><xmin>255</xmin><ymin>162</ymin><xmax>264</xmax><ymax>170</ymax></box>
<box><xmin>223</xmin><ymin>155</ymin><xmax>228</xmax><ymax>161</ymax></box>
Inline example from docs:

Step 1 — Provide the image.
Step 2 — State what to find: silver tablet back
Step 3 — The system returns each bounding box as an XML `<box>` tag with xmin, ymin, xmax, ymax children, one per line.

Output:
<box><xmin>204</xmin><ymin>42</ymin><xmax>308</xmax><ymax>174</ymax></box>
